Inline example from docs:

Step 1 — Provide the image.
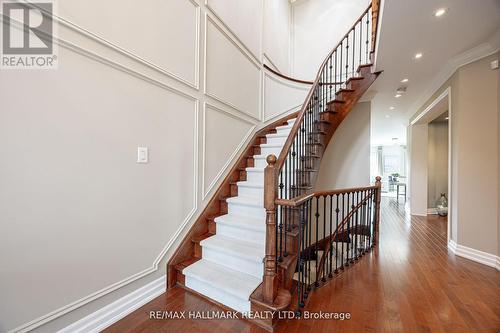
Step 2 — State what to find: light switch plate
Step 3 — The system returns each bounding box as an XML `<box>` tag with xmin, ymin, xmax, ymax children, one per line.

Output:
<box><xmin>137</xmin><ymin>147</ymin><xmax>148</xmax><ymax>163</ymax></box>
<box><xmin>491</xmin><ymin>59</ymin><xmax>499</xmax><ymax>70</ymax></box>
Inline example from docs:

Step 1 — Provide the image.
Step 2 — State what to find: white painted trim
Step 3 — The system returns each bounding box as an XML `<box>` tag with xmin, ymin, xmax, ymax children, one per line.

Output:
<box><xmin>426</xmin><ymin>208</ymin><xmax>438</xmax><ymax>215</ymax></box>
<box><xmin>10</xmin><ymin>0</ymin><xmax>201</xmax><ymax>90</ymax></box>
<box><xmin>203</xmin><ymin>13</ymin><xmax>262</xmax><ymax>122</ymax></box>
<box><xmin>56</xmin><ymin>276</ymin><xmax>166</xmax><ymax>333</ymax></box>
<box><xmin>410</xmin><ymin>87</ymin><xmax>450</xmax><ymax>125</ymax></box>
<box><xmin>408</xmin><ymin>35</ymin><xmax>500</xmax><ymax>119</ymax></box>
<box><xmin>451</xmin><ymin>243</ymin><xmax>500</xmax><ymax>270</ymax></box>
<box><xmin>201</xmin><ymin>102</ymin><xmax>256</xmax><ymax>198</ymax></box>
<box><xmin>447</xmin><ymin>239</ymin><xmax>457</xmax><ymax>253</ymax></box>
<box><xmin>409</xmin><ymin>87</ymin><xmax>453</xmax><ymax>244</ymax></box>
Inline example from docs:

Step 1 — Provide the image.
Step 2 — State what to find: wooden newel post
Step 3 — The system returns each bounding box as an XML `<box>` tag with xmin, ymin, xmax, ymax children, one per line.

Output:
<box><xmin>374</xmin><ymin>176</ymin><xmax>382</xmax><ymax>245</ymax></box>
<box><xmin>263</xmin><ymin>154</ymin><xmax>278</xmax><ymax>303</ymax></box>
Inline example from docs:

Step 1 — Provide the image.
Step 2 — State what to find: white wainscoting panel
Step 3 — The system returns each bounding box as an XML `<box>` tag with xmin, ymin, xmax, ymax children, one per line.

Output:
<box><xmin>56</xmin><ymin>0</ymin><xmax>200</xmax><ymax>87</ymax></box>
<box><xmin>263</xmin><ymin>73</ymin><xmax>308</xmax><ymax>121</ymax></box>
<box><xmin>204</xmin><ymin>15</ymin><xmax>261</xmax><ymax>120</ymax></box>
<box><xmin>202</xmin><ymin>103</ymin><xmax>255</xmax><ymax>198</ymax></box>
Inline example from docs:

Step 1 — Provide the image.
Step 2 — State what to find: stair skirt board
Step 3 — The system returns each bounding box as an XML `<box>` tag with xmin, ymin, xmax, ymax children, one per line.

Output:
<box><xmin>182</xmin><ymin>118</ymin><xmax>295</xmax><ymax>313</ymax></box>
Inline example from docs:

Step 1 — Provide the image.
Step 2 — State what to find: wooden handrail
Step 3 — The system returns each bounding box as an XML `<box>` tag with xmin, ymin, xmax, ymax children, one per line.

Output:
<box><xmin>263</xmin><ymin>64</ymin><xmax>314</xmax><ymax>85</ymax></box>
<box><xmin>275</xmin><ymin>184</ymin><xmax>379</xmax><ymax>207</ymax></box>
<box><xmin>263</xmin><ymin>64</ymin><xmax>344</xmax><ymax>86</ymax></box>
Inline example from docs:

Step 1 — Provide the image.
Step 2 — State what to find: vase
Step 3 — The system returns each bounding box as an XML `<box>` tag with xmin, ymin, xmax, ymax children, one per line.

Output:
<box><xmin>436</xmin><ymin>193</ymin><xmax>448</xmax><ymax>217</ymax></box>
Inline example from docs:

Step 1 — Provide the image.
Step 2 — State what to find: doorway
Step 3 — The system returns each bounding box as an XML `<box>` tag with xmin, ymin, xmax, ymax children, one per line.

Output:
<box><xmin>409</xmin><ymin>87</ymin><xmax>452</xmax><ymax>242</ymax></box>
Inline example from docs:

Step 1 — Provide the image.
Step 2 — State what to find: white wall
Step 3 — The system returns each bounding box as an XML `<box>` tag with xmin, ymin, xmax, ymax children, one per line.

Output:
<box><xmin>315</xmin><ymin>102</ymin><xmax>371</xmax><ymax>190</ymax></box>
<box><xmin>427</xmin><ymin>121</ymin><xmax>449</xmax><ymax>208</ymax></box>
<box><xmin>263</xmin><ymin>0</ymin><xmax>291</xmax><ymax>73</ymax></box>
<box><xmin>0</xmin><ymin>0</ymin><xmax>298</xmax><ymax>332</ymax></box>
<box><xmin>291</xmin><ymin>0</ymin><xmax>370</xmax><ymax>79</ymax></box>
<box><xmin>409</xmin><ymin>124</ymin><xmax>428</xmax><ymax>216</ymax></box>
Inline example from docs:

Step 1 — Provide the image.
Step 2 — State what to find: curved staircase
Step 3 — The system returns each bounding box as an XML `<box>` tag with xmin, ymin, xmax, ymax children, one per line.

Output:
<box><xmin>168</xmin><ymin>1</ymin><xmax>382</xmax><ymax>331</ymax></box>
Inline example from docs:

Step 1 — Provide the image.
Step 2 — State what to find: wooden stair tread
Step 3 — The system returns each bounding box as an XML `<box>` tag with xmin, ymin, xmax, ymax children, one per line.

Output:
<box><xmin>326</xmin><ymin>99</ymin><xmax>346</xmax><ymax>105</ymax></box>
<box><xmin>192</xmin><ymin>232</ymin><xmax>214</xmax><ymax>244</ymax></box>
<box><xmin>174</xmin><ymin>257</ymin><xmax>200</xmax><ymax>272</ymax></box>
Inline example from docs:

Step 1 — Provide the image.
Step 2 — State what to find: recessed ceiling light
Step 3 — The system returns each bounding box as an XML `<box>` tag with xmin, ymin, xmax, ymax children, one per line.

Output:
<box><xmin>401</xmin><ymin>78</ymin><xmax>409</xmax><ymax>83</ymax></box>
<box><xmin>395</xmin><ymin>94</ymin><xmax>402</xmax><ymax>98</ymax></box>
<box><xmin>414</xmin><ymin>53</ymin><xmax>423</xmax><ymax>59</ymax></box>
<box><xmin>389</xmin><ymin>106</ymin><xmax>395</xmax><ymax>110</ymax></box>
<box><xmin>434</xmin><ymin>8</ymin><xmax>447</xmax><ymax>17</ymax></box>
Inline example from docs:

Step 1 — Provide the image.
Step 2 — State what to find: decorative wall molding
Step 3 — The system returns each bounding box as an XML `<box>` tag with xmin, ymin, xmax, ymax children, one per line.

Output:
<box><xmin>10</xmin><ymin>0</ymin><xmax>201</xmax><ymax>90</ymax></box>
<box><xmin>204</xmin><ymin>0</ymin><xmax>262</xmax><ymax>65</ymax></box>
<box><xmin>201</xmin><ymin>102</ymin><xmax>256</xmax><ymax>199</ymax></box>
<box><xmin>262</xmin><ymin>72</ymin><xmax>308</xmax><ymax>121</ymax></box>
<box><xmin>203</xmin><ymin>14</ymin><xmax>262</xmax><ymax>121</ymax></box>
<box><xmin>448</xmin><ymin>240</ymin><xmax>500</xmax><ymax>271</ymax></box>
<box><xmin>56</xmin><ymin>276</ymin><xmax>166</xmax><ymax>333</ymax></box>
<box><xmin>8</xmin><ymin>100</ymin><xmax>200</xmax><ymax>333</ymax></box>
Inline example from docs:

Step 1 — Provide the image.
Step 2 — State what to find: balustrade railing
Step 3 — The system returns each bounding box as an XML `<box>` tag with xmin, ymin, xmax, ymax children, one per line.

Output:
<box><xmin>261</xmin><ymin>0</ymin><xmax>381</xmax><ymax>307</ymax></box>
<box><xmin>275</xmin><ymin>179</ymin><xmax>381</xmax><ymax>314</ymax></box>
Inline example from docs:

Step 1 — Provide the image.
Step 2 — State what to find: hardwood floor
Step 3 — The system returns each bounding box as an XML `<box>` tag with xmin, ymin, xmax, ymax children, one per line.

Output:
<box><xmin>104</xmin><ymin>198</ymin><xmax>500</xmax><ymax>333</ymax></box>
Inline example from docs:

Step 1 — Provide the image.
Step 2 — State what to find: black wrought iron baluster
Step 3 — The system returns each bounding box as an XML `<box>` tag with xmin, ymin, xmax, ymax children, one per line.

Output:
<box><xmin>346</xmin><ymin>33</ymin><xmax>349</xmax><ymax>84</ymax></box>
<box><xmin>307</xmin><ymin>198</ymin><xmax>312</xmax><ymax>294</ymax></box>
<box><xmin>346</xmin><ymin>192</ymin><xmax>351</xmax><ymax>266</ymax></box>
<box><xmin>334</xmin><ymin>194</ymin><xmax>339</xmax><ymax>274</ymax></box>
<box><xmin>314</xmin><ymin>196</ymin><xmax>319</xmax><ymax>287</ymax></box>
<box><xmin>366</xmin><ymin>11</ymin><xmax>370</xmax><ymax>63</ymax></box>
<box><xmin>354</xmin><ymin>191</ymin><xmax>359</xmax><ymax>260</ymax></box>
<box><xmin>352</xmin><ymin>28</ymin><xmax>355</xmax><ymax>76</ymax></box>
<box><xmin>297</xmin><ymin>202</ymin><xmax>305</xmax><ymax>313</ymax></box>
<box><xmin>359</xmin><ymin>18</ymin><xmax>362</xmax><ymax>67</ymax></box>
<box><xmin>328</xmin><ymin>194</ymin><xmax>333</xmax><ymax>278</ymax></box>
<box><xmin>321</xmin><ymin>195</ymin><xmax>326</xmax><ymax>282</ymax></box>
<box><xmin>340</xmin><ymin>193</ymin><xmax>345</xmax><ymax>270</ymax></box>
<box><xmin>340</xmin><ymin>41</ymin><xmax>344</xmax><ymax>89</ymax></box>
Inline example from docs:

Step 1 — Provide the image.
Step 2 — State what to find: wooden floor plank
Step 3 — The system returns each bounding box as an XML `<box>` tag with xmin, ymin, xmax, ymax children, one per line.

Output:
<box><xmin>104</xmin><ymin>198</ymin><xmax>500</xmax><ymax>333</ymax></box>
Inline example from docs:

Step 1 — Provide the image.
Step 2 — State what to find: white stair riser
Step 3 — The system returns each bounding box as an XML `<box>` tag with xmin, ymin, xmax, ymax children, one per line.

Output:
<box><xmin>228</xmin><ymin>202</ymin><xmax>265</xmax><ymax>219</ymax></box>
<box><xmin>259</xmin><ymin>146</ymin><xmax>282</xmax><ymax>157</ymax></box>
<box><xmin>245</xmin><ymin>171</ymin><xmax>264</xmax><ymax>183</ymax></box>
<box><xmin>253</xmin><ymin>158</ymin><xmax>267</xmax><ymax>168</ymax></box>
<box><xmin>202</xmin><ymin>247</ymin><xmax>263</xmax><ymax>278</ymax></box>
<box><xmin>185</xmin><ymin>276</ymin><xmax>250</xmax><ymax>313</ymax></box>
<box><xmin>237</xmin><ymin>185</ymin><xmax>263</xmax><ymax>198</ymax></box>
<box><xmin>265</xmin><ymin>136</ymin><xmax>288</xmax><ymax>145</ymax></box>
<box><xmin>216</xmin><ymin>223</ymin><xmax>265</xmax><ymax>245</ymax></box>
<box><xmin>276</xmin><ymin>127</ymin><xmax>292</xmax><ymax>135</ymax></box>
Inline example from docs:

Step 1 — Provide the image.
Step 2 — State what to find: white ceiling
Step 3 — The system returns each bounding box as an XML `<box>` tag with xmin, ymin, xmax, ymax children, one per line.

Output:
<box><xmin>369</xmin><ymin>0</ymin><xmax>500</xmax><ymax>146</ymax></box>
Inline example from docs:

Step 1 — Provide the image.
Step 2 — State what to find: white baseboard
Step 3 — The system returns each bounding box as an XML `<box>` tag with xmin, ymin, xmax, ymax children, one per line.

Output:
<box><xmin>57</xmin><ymin>275</ymin><xmax>165</xmax><ymax>333</ymax></box>
<box><xmin>448</xmin><ymin>239</ymin><xmax>457</xmax><ymax>253</ymax></box>
<box><xmin>427</xmin><ymin>208</ymin><xmax>438</xmax><ymax>215</ymax></box>
<box><xmin>448</xmin><ymin>240</ymin><xmax>499</xmax><ymax>271</ymax></box>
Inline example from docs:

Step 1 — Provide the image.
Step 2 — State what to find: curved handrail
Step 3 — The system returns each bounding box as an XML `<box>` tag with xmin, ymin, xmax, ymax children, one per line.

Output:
<box><xmin>263</xmin><ymin>64</ymin><xmax>314</xmax><ymax>85</ymax></box>
<box><xmin>275</xmin><ymin>3</ymin><xmax>373</xmax><ymax>172</ymax></box>
<box><xmin>263</xmin><ymin>64</ymin><xmax>344</xmax><ymax>86</ymax></box>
